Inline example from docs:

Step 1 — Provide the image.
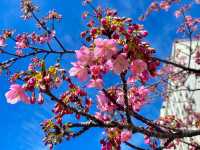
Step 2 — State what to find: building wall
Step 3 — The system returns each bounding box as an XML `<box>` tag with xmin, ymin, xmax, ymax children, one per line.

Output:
<box><xmin>160</xmin><ymin>40</ymin><xmax>200</xmax><ymax>149</ymax></box>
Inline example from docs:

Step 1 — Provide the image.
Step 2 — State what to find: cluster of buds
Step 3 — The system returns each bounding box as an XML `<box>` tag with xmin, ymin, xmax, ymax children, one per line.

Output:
<box><xmin>140</xmin><ymin>0</ymin><xmax>180</xmax><ymax>20</ymax></box>
<box><xmin>100</xmin><ymin>128</ymin><xmax>132</xmax><ymax>150</ymax></box>
<box><xmin>29</xmin><ymin>31</ymin><xmax>55</xmax><ymax>44</ymax></box>
<box><xmin>20</xmin><ymin>0</ymin><xmax>38</xmax><ymax>19</ymax></box>
<box><xmin>41</xmin><ymin>120</ymin><xmax>64</xmax><ymax>150</ymax></box>
<box><xmin>45</xmin><ymin>10</ymin><xmax>62</xmax><ymax>21</ymax></box>
<box><xmin>0</xmin><ymin>30</ymin><xmax>13</xmax><ymax>47</ymax></box>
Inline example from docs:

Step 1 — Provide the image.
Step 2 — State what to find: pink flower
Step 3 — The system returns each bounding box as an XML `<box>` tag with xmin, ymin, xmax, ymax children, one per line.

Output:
<box><xmin>195</xmin><ymin>0</ymin><xmax>200</xmax><ymax>4</ymax></box>
<box><xmin>5</xmin><ymin>84</ymin><xmax>30</xmax><ymax>104</ymax></box>
<box><xmin>90</xmin><ymin>65</ymin><xmax>101</xmax><ymax>77</ymax></box>
<box><xmin>128</xmin><ymin>86</ymin><xmax>149</xmax><ymax>111</ymax></box>
<box><xmin>127</xmin><ymin>76</ymin><xmax>137</xmax><ymax>84</ymax></box>
<box><xmin>160</xmin><ymin>1</ymin><xmax>170</xmax><ymax>10</ymax></box>
<box><xmin>69</xmin><ymin>62</ymin><xmax>88</xmax><ymax>81</ymax></box>
<box><xmin>138</xmin><ymin>86</ymin><xmax>149</xmax><ymax>98</ymax></box>
<box><xmin>94</xmin><ymin>38</ymin><xmax>117</xmax><ymax>59</ymax></box>
<box><xmin>120</xmin><ymin>130</ymin><xmax>132</xmax><ymax>142</ymax></box>
<box><xmin>116</xmin><ymin>91</ymin><xmax>124</xmax><ymax>105</ymax></box>
<box><xmin>174</xmin><ymin>10</ymin><xmax>181</xmax><ymax>18</ymax></box>
<box><xmin>0</xmin><ymin>37</ymin><xmax>6</xmax><ymax>47</ymax></box>
<box><xmin>16</xmin><ymin>49</ymin><xmax>23</xmax><ymax>56</ymax></box>
<box><xmin>149</xmin><ymin>2</ymin><xmax>159</xmax><ymax>11</ymax></box>
<box><xmin>139</xmin><ymin>70</ymin><xmax>149</xmax><ymax>83</ymax></box>
<box><xmin>185</xmin><ymin>15</ymin><xmax>194</xmax><ymax>27</ymax></box>
<box><xmin>87</xmin><ymin>78</ymin><xmax>103</xmax><ymax>89</ymax></box>
<box><xmin>144</xmin><ymin>136</ymin><xmax>151</xmax><ymax>144</ymax></box>
<box><xmin>110</xmin><ymin>53</ymin><xmax>129</xmax><ymax>74</ymax></box>
<box><xmin>76</xmin><ymin>46</ymin><xmax>93</xmax><ymax>65</ymax></box>
<box><xmin>38</xmin><ymin>35</ymin><xmax>49</xmax><ymax>43</ymax></box>
<box><xmin>130</xmin><ymin>59</ymin><xmax>147</xmax><ymax>74</ymax></box>
<box><xmin>15</xmin><ymin>34</ymin><xmax>28</xmax><ymax>49</ymax></box>
<box><xmin>37</xmin><ymin>93</ymin><xmax>44</xmax><ymax>104</ymax></box>
<box><xmin>96</xmin><ymin>91</ymin><xmax>114</xmax><ymax>112</ymax></box>
<box><xmin>95</xmin><ymin>112</ymin><xmax>111</xmax><ymax>121</ymax></box>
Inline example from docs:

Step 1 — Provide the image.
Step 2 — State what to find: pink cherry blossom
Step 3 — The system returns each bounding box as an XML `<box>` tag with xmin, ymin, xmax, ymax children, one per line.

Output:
<box><xmin>5</xmin><ymin>84</ymin><xmax>30</xmax><ymax>104</ymax></box>
<box><xmin>96</xmin><ymin>92</ymin><xmax>109</xmax><ymax>112</ymax></box>
<box><xmin>128</xmin><ymin>86</ymin><xmax>149</xmax><ymax>111</ymax></box>
<box><xmin>0</xmin><ymin>37</ymin><xmax>6</xmax><ymax>47</ymax></box>
<box><xmin>96</xmin><ymin>91</ymin><xmax>113</xmax><ymax>112</ymax></box>
<box><xmin>195</xmin><ymin>0</ymin><xmax>200</xmax><ymax>4</ymax></box>
<box><xmin>69</xmin><ymin>62</ymin><xmax>88</xmax><ymax>81</ymax></box>
<box><xmin>120</xmin><ymin>130</ymin><xmax>132</xmax><ymax>142</ymax></box>
<box><xmin>76</xmin><ymin>46</ymin><xmax>94</xmax><ymax>65</ymax></box>
<box><xmin>87</xmin><ymin>78</ymin><xmax>103</xmax><ymax>89</ymax></box>
<box><xmin>130</xmin><ymin>59</ymin><xmax>147</xmax><ymax>74</ymax></box>
<box><xmin>90</xmin><ymin>65</ymin><xmax>101</xmax><ymax>77</ymax></box>
<box><xmin>139</xmin><ymin>70</ymin><xmax>150</xmax><ymax>83</ymax></box>
<box><xmin>95</xmin><ymin>112</ymin><xmax>111</xmax><ymax>121</ymax></box>
<box><xmin>94</xmin><ymin>38</ymin><xmax>117</xmax><ymax>59</ymax></box>
<box><xmin>138</xmin><ymin>86</ymin><xmax>149</xmax><ymax>98</ymax></box>
<box><xmin>110</xmin><ymin>53</ymin><xmax>129</xmax><ymax>74</ymax></box>
<box><xmin>38</xmin><ymin>35</ymin><xmax>49</xmax><ymax>43</ymax></box>
<box><xmin>16</xmin><ymin>49</ymin><xmax>24</xmax><ymax>56</ymax></box>
<box><xmin>127</xmin><ymin>76</ymin><xmax>137</xmax><ymax>84</ymax></box>
<box><xmin>149</xmin><ymin>2</ymin><xmax>159</xmax><ymax>11</ymax></box>
<box><xmin>174</xmin><ymin>10</ymin><xmax>181</xmax><ymax>18</ymax></box>
<box><xmin>144</xmin><ymin>136</ymin><xmax>151</xmax><ymax>144</ymax></box>
<box><xmin>185</xmin><ymin>15</ymin><xmax>194</xmax><ymax>27</ymax></box>
<box><xmin>116</xmin><ymin>91</ymin><xmax>125</xmax><ymax>105</ymax></box>
<box><xmin>37</xmin><ymin>93</ymin><xmax>44</xmax><ymax>104</ymax></box>
<box><xmin>15</xmin><ymin>34</ymin><xmax>29</xmax><ymax>49</ymax></box>
<box><xmin>160</xmin><ymin>1</ymin><xmax>170</xmax><ymax>10</ymax></box>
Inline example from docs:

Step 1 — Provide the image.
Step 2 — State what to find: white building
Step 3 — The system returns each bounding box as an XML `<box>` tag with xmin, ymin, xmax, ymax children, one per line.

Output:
<box><xmin>160</xmin><ymin>40</ymin><xmax>200</xmax><ymax>149</ymax></box>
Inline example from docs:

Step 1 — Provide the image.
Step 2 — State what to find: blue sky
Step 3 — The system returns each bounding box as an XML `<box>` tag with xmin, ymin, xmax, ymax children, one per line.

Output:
<box><xmin>0</xmin><ymin>0</ymin><xmax>199</xmax><ymax>150</ymax></box>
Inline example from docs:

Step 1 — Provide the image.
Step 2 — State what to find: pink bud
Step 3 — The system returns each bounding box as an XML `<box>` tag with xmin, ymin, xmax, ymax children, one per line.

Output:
<box><xmin>101</xmin><ymin>18</ymin><xmax>107</xmax><ymax>26</ymax></box>
<box><xmin>38</xmin><ymin>93</ymin><xmax>44</xmax><ymax>104</ymax></box>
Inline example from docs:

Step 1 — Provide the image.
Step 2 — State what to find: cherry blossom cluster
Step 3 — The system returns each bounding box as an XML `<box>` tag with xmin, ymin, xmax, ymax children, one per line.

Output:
<box><xmin>2</xmin><ymin>0</ymin><xmax>200</xmax><ymax>150</ymax></box>
<box><xmin>5</xmin><ymin>59</ymin><xmax>64</xmax><ymax>105</ymax></box>
<box><xmin>70</xmin><ymin>6</ymin><xmax>159</xmax><ymax>89</ymax></box>
<box><xmin>141</xmin><ymin>0</ymin><xmax>200</xmax><ymax>20</ymax></box>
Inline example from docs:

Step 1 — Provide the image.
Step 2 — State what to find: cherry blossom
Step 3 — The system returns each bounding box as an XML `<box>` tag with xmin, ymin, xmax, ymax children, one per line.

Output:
<box><xmin>96</xmin><ymin>91</ymin><xmax>117</xmax><ymax>112</ymax></box>
<box><xmin>15</xmin><ymin>34</ymin><xmax>29</xmax><ymax>49</ymax></box>
<box><xmin>87</xmin><ymin>78</ymin><xmax>103</xmax><ymax>89</ymax></box>
<box><xmin>195</xmin><ymin>0</ymin><xmax>200</xmax><ymax>4</ymax></box>
<box><xmin>94</xmin><ymin>38</ymin><xmax>117</xmax><ymax>59</ymax></box>
<box><xmin>76</xmin><ymin>46</ymin><xmax>94</xmax><ymax>65</ymax></box>
<box><xmin>130</xmin><ymin>59</ymin><xmax>147</xmax><ymax>74</ymax></box>
<box><xmin>0</xmin><ymin>37</ymin><xmax>6</xmax><ymax>47</ymax></box>
<box><xmin>120</xmin><ymin>130</ymin><xmax>132</xmax><ymax>142</ymax></box>
<box><xmin>2</xmin><ymin>1</ymin><xmax>200</xmax><ymax>149</ymax></box>
<box><xmin>5</xmin><ymin>84</ymin><xmax>30</xmax><ymax>104</ymax></box>
<box><xmin>37</xmin><ymin>93</ymin><xmax>44</xmax><ymax>104</ymax></box>
<box><xmin>69</xmin><ymin>62</ymin><xmax>88</xmax><ymax>81</ymax></box>
<box><xmin>110</xmin><ymin>53</ymin><xmax>129</xmax><ymax>74</ymax></box>
<box><xmin>160</xmin><ymin>1</ymin><xmax>170</xmax><ymax>10</ymax></box>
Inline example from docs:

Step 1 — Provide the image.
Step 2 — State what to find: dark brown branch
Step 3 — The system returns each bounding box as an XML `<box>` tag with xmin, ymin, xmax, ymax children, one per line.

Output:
<box><xmin>153</xmin><ymin>57</ymin><xmax>200</xmax><ymax>74</ymax></box>
<box><xmin>0</xmin><ymin>48</ymin><xmax>74</xmax><ymax>68</ymax></box>
<box><xmin>45</xmin><ymin>88</ymin><xmax>200</xmax><ymax>141</ymax></box>
<box><xmin>120</xmin><ymin>71</ymin><xmax>132</xmax><ymax>125</ymax></box>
